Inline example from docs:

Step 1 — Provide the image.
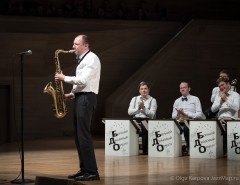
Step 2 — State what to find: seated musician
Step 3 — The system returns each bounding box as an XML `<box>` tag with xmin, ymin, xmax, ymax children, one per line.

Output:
<box><xmin>172</xmin><ymin>81</ymin><xmax>206</xmax><ymax>156</ymax></box>
<box><xmin>128</xmin><ymin>81</ymin><xmax>157</xmax><ymax>155</ymax></box>
<box><xmin>211</xmin><ymin>76</ymin><xmax>240</xmax><ymax>155</ymax></box>
<box><xmin>205</xmin><ymin>69</ymin><xmax>237</xmax><ymax>119</ymax></box>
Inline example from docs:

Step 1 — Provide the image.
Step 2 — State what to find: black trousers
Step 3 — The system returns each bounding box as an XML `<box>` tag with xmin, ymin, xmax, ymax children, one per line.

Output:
<box><xmin>223</xmin><ymin>123</ymin><xmax>227</xmax><ymax>154</ymax></box>
<box><xmin>184</xmin><ymin>125</ymin><xmax>189</xmax><ymax>149</ymax></box>
<box><xmin>179</xmin><ymin>122</ymin><xmax>189</xmax><ymax>149</ymax></box>
<box><xmin>135</xmin><ymin>119</ymin><xmax>148</xmax><ymax>154</ymax></box>
<box><xmin>204</xmin><ymin>107</ymin><xmax>218</xmax><ymax>119</ymax></box>
<box><xmin>139</xmin><ymin>124</ymin><xmax>148</xmax><ymax>154</ymax></box>
<box><xmin>219</xmin><ymin>119</ymin><xmax>232</xmax><ymax>154</ymax></box>
<box><xmin>74</xmin><ymin>92</ymin><xmax>98</xmax><ymax>174</ymax></box>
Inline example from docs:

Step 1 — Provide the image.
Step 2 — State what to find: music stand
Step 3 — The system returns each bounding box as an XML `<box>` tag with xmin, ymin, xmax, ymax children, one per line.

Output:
<box><xmin>11</xmin><ymin>54</ymin><xmax>34</xmax><ymax>184</ymax></box>
<box><xmin>173</xmin><ymin>119</ymin><xmax>184</xmax><ymax>134</ymax></box>
<box><xmin>216</xmin><ymin>120</ymin><xmax>226</xmax><ymax>135</ymax></box>
<box><xmin>130</xmin><ymin>119</ymin><xmax>148</xmax><ymax>133</ymax></box>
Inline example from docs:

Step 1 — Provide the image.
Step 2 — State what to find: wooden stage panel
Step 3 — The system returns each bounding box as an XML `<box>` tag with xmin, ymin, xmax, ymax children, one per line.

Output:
<box><xmin>0</xmin><ymin>137</ymin><xmax>240</xmax><ymax>185</ymax></box>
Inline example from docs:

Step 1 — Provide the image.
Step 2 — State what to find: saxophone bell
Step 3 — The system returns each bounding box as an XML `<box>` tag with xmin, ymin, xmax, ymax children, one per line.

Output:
<box><xmin>176</xmin><ymin>113</ymin><xmax>185</xmax><ymax>123</ymax></box>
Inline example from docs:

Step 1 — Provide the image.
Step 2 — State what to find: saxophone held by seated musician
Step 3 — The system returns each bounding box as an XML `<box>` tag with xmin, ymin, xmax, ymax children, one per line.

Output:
<box><xmin>44</xmin><ymin>49</ymin><xmax>74</xmax><ymax>118</ymax></box>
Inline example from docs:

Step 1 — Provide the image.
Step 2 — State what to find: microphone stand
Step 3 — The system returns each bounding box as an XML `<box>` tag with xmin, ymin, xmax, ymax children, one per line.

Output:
<box><xmin>11</xmin><ymin>54</ymin><xmax>34</xmax><ymax>184</ymax></box>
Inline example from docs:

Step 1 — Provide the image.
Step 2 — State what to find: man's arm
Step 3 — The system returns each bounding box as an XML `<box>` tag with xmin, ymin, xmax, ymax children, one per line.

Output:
<box><xmin>211</xmin><ymin>95</ymin><xmax>222</xmax><ymax>113</ymax></box>
<box><xmin>141</xmin><ymin>98</ymin><xmax>157</xmax><ymax>119</ymax></box>
<box><xmin>128</xmin><ymin>97</ymin><xmax>140</xmax><ymax>116</ymax></box>
<box><xmin>211</xmin><ymin>87</ymin><xmax>218</xmax><ymax>103</ymax></box>
<box><xmin>186</xmin><ymin>97</ymin><xmax>204</xmax><ymax>119</ymax></box>
<box><xmin>223</xmin><ymin>92</ymin><xmax>240</xmax><ymax>112</ymax></box>
<box><xmin>64</xmin><ymin>56</ymin><xmax>100</xmax><ymax>86</ymax></box>
<box><xmin>172</xmin><ymin>100</ymin><xmax>178</xmax><ymax>119</ymax></box>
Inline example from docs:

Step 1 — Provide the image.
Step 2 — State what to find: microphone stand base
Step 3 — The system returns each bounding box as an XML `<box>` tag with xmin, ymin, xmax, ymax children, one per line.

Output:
<box><xmin>11</xmin><ymin>179</ymin><xmax>34</xmax><ymax>184</ymax></box>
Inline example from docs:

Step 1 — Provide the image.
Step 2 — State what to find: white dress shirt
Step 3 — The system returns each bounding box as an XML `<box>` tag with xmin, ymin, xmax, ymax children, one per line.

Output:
<box><xmin>64</xmin><ymin>51</ymin><xmax>101</xmax><ymax>94</ymax></box>
<box><xmin>172</xmin><ymin>94</ymin><xmax>205</xmax><ymax>120</ymax></box>
<box><xmin>128</xmin><ymin>95</ymin><xmax>157</xmax><ymax>119</ymax></box>
<box><xmin>211</xmin><ymin>90</ymin><xmax>240</xmax><ymax>120</ymax></box>
<box><xmin>211</xmin><ymin>86</ymin><xmax>235</xmax><ymax>103</ymax></box>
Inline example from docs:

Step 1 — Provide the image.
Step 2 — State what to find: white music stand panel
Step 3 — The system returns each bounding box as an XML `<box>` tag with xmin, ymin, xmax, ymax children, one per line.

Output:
<box><xmin>148</xmin><ymin>120</ymin><xmax>182</xmax><ymax>157</ymax></box>
<box><xmin>227</xmin><ymin>121</ymin><xmax>240</xmax><ymax>160</ymax></box>
<box><xmin>104</xmin><ymin>120</ymin><xmax>139</xmax><ymax>156</ymax></box>
<box><xmin>190</xmin><ymin>121</ymin><xmax>223</xmax><ymax>159</ymax></box>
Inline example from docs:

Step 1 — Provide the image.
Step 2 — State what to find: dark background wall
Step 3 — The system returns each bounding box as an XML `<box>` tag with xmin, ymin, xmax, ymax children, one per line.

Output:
<box><xmin>1</xmin><ymin>0</ymin><xmax>240</xmax><ymax>143</ymax></box>
<box><xmin>1</xmin><ymin>0</ymin><xmax>240</xmax><ymax>22</ymax></box>
<box><xmin>106</xmin><ymin>20</ymin><xmax>240</xmax><ymax>120</ymax></box>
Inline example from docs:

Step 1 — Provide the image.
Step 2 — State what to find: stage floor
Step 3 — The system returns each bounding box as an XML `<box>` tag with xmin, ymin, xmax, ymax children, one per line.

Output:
<box><xmin>0</xmin><ymin>137</ymin><xmax>240</xmax><ymax>185</ymax></box>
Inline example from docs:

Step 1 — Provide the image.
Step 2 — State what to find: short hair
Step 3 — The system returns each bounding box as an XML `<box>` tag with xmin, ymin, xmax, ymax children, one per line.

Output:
<box><xmin>216</xmin><ymin>76</ymin><xmax>230</xmax><ymax>85</ymax></box>
<box><xmin>81</xmin><ymin>35</ymin><xmax>89</xmax><ymax>45</ymax></box>
<box><xmin>139</xmin><ymin>81</ymin><xmax>150</xmax><ymax>89</ymax></box>
<box><xmin>76</xmin><ymin>34</ymin><xmax>90</xmax><ymax>45</ymax></box>
<box><xmin>180</xmin><ymin>81</ymin><xmax>190</xmax><ymax>88</ymax></box>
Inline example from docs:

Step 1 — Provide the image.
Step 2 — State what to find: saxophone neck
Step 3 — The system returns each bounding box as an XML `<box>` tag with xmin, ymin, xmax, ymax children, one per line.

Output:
<box><xmin>55</xmin><ymin>49</ymin><xmax>75</xmax><ymax>58</ymax></box>
<box><xmin>55</xmin><ymin>49</ymin><xmax>62</xmax><ymax>58</ymax></box>
<box><xmin>54</xmin><ymin>49</ymin><xmax>74</xmax><ymax>72</ymax></box>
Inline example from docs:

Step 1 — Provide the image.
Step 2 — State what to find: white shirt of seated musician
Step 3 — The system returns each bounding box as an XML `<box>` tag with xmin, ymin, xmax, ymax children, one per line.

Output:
<box><xmin>172</xmin><ymin>82</ymin><xmax>206</xmax><ymax>121</ymax></box>
<box><xmin>128</xmin><ymin>82</ymin><xmax>157</xmax><ymax>119</ymax></box>
<box><xmin>211</xmin><ymin>77</ymin><xmax>240</xmax><ymax>120</ymax></box>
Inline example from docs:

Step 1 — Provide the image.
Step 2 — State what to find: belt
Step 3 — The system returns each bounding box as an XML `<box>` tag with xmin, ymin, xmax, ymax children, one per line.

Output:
<box><xmin>75</xmin><ymin>92</ymin><xmax>94</xmax><ymax>96</ymax></box>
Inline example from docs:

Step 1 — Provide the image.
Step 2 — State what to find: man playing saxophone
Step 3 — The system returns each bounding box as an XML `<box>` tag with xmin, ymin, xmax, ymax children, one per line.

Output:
<box><xmin>55</xmin><ymin>34</ymin><xmax>101</xmax><ymax>181</ymax></box>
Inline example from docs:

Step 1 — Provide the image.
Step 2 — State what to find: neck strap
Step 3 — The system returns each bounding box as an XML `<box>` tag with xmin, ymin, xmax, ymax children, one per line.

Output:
<box><xmin>78</xmin><ymin>50</ymin><xmax>90</xmax><ymax>63</ymax></box>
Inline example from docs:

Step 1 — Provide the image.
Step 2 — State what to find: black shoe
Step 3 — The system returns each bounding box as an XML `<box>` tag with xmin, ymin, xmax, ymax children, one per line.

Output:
<box><xmin>74</xmin><ymin>173</ymin><xmax>100</xmax><ymax>181</ymax></box>
<box><xmin>183</xmin><ymin>151</ymin><xmax>189</xmax><ymax>156</ymax></box>
<box><xmin>223</xmin><ymin>150</ymin><xmax>227</xmax><ymax>157</ymax></box>
<box><xmin>68</xmin><ymin>170</ymin><xmax>86</xmax><ymax>179</ymax></box>
<box><xmin>182</xmin><ymin>145</ymin><xmax>189</xmax><ymax>156</ymax></box>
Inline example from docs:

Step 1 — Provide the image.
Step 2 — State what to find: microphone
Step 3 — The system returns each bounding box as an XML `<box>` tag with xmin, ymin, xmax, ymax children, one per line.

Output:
<box><xmin>16</xmin><ymin>50</ymin><xmax>32</xmax><ymax>55</ymax></box>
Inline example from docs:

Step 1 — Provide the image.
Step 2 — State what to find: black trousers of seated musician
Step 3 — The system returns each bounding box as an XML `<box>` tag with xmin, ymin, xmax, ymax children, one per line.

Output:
<box><xmin>135</xmin><ymin>119</ymin><xmax>148</xmax><ymax>155</ymax></box>
<box><xmin>204</xmin><ymin>107</ymin><xmax>218</xmax><ymax>119</ymax></box>
<box><xmin>140</xmin><ymin>124</ymin><xmax>148</xmax><ymax>155</ymax></box>
<box><xmin>179</xmin><ymin>122</ymin><xmax>189</xmax><ymax>149</ymax></box>
<box><xmin>223</xmin><ymin>123</ymin><xmax>227</xmax><ymax>154</ymax></box>
<box><xmin>74</xmin><ymin>92</ymin><xmax>98</xmax><ymax>175</ymax></box>
<box><xmin>219</xmin><ymin>119</ymin><xmax>233</xmax><ymax>155</ymax></box>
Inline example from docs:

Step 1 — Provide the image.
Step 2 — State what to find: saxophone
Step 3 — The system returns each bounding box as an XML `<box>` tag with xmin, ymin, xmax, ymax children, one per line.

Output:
<box><xmin>44</xmin><ymin>49</ymin><xmax>74</xmax><ymax>118</ymax></box>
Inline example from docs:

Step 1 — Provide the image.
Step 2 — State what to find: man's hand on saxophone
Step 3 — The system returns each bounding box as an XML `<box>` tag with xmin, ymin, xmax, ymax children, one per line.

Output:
<box><xmin>55</xmin><ymin>71</ymin><xmax>65</xmax><ymax>81</ymax></box>
<box><xmin>65</xmin><ymin>93</ymin><xmax>75</xmax><ymax>100</ymax></box>
<box><xmin>54</xmin><ymin>72</ymin><xmax>74</xmax><ymax>100</ymax></box>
